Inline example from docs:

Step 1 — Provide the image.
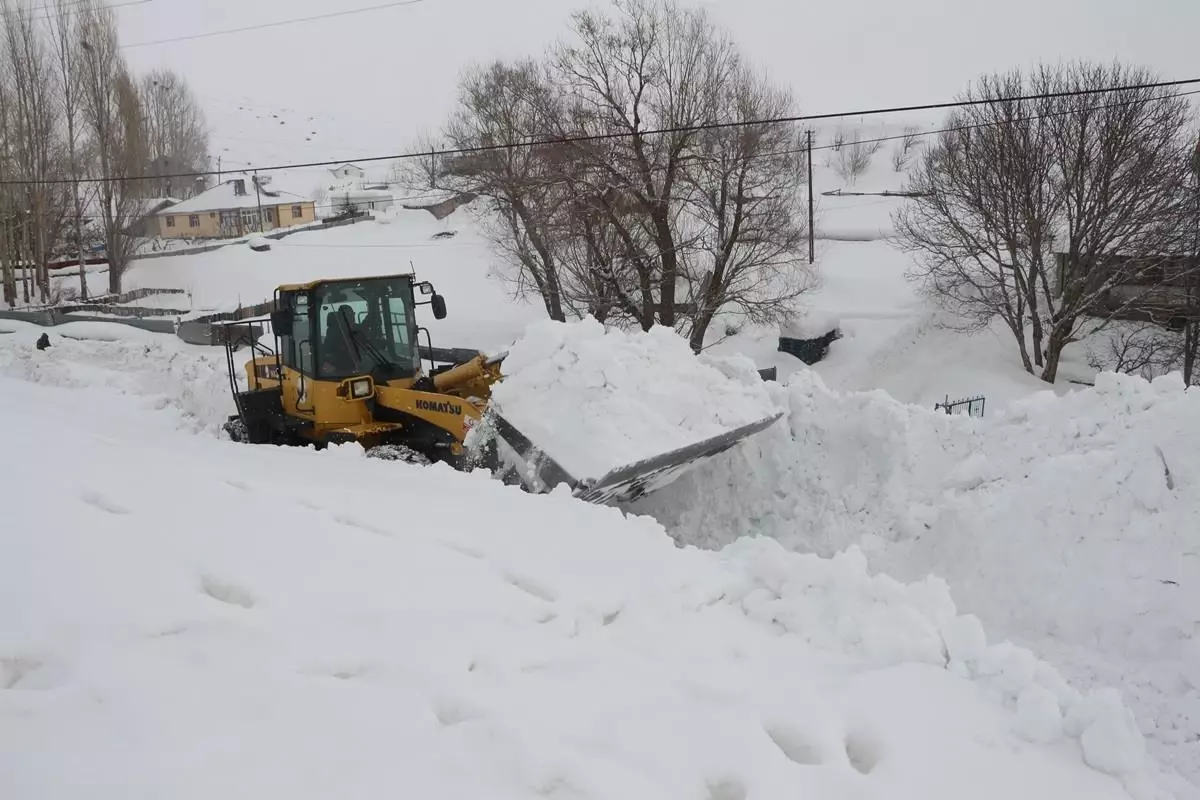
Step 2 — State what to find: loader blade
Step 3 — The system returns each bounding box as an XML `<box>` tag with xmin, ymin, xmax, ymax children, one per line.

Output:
<box><xmin>481</xmin><ymin>410</ymin><xmax>783</xmax><ymax>506</ymax></box>
<box><xmin>571</xmin><ymin>412</ymin><xmax>784</xmax><ymax>505</ymax></box>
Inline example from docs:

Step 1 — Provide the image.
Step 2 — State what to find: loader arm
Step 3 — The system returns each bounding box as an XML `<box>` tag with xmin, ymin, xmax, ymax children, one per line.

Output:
<box><xmin>430</xmin><ymin>351</ymin><xmax>507</xmax><ymax>401</ymax></box>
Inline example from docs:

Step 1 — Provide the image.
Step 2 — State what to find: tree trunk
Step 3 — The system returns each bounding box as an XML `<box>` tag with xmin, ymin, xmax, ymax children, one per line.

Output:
<box><xmin>1184</xmin><ymin>321</ymin><xmax>1197</xmax><ymax>386</ymax></box>
<box><xmin>1039</xmin><ymin>329</ymin><xmax>1069</xmax><ymax>383</ymax></box>
<box><xmin>1016</xmin><ymin>331</ymin><xmax>1034</xmax><ymax>374</ymax></box>
<box><xmin>653</xmin><ymin>214</ymin><xmax>677</xmax><ymax>326</ymax></box>
<box><xmin>1030</xmin><ymin>313</ymin><xmax>1044</xmax><ymax>368</ymax></box>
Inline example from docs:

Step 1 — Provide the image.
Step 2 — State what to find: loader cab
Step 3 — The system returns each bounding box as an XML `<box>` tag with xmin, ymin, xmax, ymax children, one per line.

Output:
<box><xmin>270</xmin><ymin>274</ymin><xmax>447</xmax><ymax>386</ymax></box>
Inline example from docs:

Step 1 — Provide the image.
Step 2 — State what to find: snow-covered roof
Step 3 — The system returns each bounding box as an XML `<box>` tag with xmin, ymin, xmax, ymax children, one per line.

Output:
<box><xmin>162</xmin><ymin>180</ymin><xmax>311</xmax><ymax>215</ymax></box>
<box><xmin>133</xmin><ymin>197</ymin><xmax>180</xmax><ymax>218</ymax></box>
<box><xmin>326</xmin><ymin>188</ymin><xmax>393</xmax><ymax>199</ymax></box>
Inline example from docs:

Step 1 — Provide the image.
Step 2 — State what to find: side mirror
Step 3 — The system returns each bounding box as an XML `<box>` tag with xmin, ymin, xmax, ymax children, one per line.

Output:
<box><xmin>431</xmin><ymin>293</ymin><xmax>447</xmax><ymax>320</ymax></box>
<box><xmin>270</xmin><ymin>310</ymin><xmax>293</xmax><ymax>336</ymax></box>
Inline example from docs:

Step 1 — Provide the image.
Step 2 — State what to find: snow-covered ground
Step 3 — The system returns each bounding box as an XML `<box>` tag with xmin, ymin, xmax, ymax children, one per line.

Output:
<box><xmin>2</xmin><ymin>317</ymin><xmax>1198</xmax><ymax>797</ymax></box>
<box><xmin>0</xmin><ymin>324</ymin><xmax>1186</xmax><ymax>800</ymax></box>
<box><xmin>634</xmin><ymin>369</ymin><xmax>1200</xmax><ymax>791</ymax></box>
<box><xmin>3</xmin><ymin>121</ymin><xmax>1196</xmax><ymax>797</ymax></box>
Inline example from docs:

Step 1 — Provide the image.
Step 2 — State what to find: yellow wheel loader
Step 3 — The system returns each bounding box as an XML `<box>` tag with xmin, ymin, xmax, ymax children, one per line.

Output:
<box><xmin>222</xmin><ymin>272</ymin><xmax>781</xmax><ymax>505</ymax></box>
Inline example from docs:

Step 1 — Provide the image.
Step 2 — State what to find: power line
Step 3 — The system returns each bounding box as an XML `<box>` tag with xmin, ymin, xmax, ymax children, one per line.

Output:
<box><xmin>752</xmin><ymin>88</ymin><xmax>1200</xmax><ymax>164</ymax></box>
<box><xmin>0</xmin><ymin>0</ymin><xmax>151</xmax><ymax>25</ymax></box>
<box><xmin>123</xmin><ymin>0</ymin><xmax>428</xmax><ymax>48</ymax></box>
<box><xmin>3</xmin><ymin>77</ymin><xmax>1199</xmax><ymax>187</ymax></box>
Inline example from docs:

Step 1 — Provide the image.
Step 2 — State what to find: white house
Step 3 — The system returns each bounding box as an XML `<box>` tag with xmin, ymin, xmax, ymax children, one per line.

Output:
<box><xmin>329</xmin><ymin>163</ymin><xmax>366</xmax><ymax>183</ymax></box>
<box><xmin>324</xmin><ymin>187</ymin><xmax>395</xmax><ymax>216</ymax></box>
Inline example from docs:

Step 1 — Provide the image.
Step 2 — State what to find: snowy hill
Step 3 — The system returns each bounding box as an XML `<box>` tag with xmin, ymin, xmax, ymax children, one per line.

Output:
<box><xmin>1</xmin><ymin>313</ymin><xmax>1198</xmax><ymax>795</ymax></box>
<box><xmin>0</xmin><ymin>328</ymin><xmax>1187</xmax><ymax>800</ymax></box>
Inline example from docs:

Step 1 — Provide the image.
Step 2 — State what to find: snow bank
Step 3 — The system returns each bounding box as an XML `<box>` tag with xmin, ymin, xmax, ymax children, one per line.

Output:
<box><xmin>490</xmin><ymin>318</ymin><xmax>780</xmax><ymax>479</ymax></box>
<box><xmin>0</xmin><ymin>374</ymin><xmax>1166</xmax><ymax>800</ymax></box>
<box><xmin>638</xmin><ymin>368</ymin><xmax>1200</xmax><ymax>793</ymax></box>
<box><xmin>0</xmin><ymin>322</ymin><xmax>234</xmax><ymax>435</ymax></box>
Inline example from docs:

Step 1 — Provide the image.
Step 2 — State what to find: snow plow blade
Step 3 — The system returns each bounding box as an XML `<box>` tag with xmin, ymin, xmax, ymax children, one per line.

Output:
<box><xmin>484</xmin><ymin>411</ymin><xmax>784</xmax><ymax>506</ymax></box>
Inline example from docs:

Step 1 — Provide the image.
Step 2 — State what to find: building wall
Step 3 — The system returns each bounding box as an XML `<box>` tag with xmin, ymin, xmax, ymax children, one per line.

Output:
<box><xmin>156</xmin><ymin>202</ymin><xmax>315</xmax><ymax>239</ymax></box>
<box><xmin>275</xmin><ymin>201</ymin><xmax>316</xmax><ymax>229</ymax></box>
<box><xmin>158</xmin><ymin>210</ymin><xmax>222</xmax><ymax>239</ymax></box>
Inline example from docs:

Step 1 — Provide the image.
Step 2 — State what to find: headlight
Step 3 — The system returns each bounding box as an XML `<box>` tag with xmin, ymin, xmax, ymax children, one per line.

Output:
<box><xmin>350</xmin><ymin>378</ymin><xmax>373</xmax><ymax>398</ymax></box>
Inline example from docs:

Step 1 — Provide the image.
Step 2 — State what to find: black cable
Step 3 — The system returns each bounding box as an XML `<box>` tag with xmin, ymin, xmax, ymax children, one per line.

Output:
<box><xmin>0</xmin><ymin>0</ymin><xmax>151</xmax><ymax>25</ymax></box>
<box><xmin>122</xmin><ymin>0</ymin><xmax>428</xmax><ymax>48</ymax></box>
<box><xmin>750</xmin><ymin>88</ymin><xmax>1200</xmax><ymax>164</ymax></box>
<box><xmin>2</xmin><ymin>77</ymin><xmax>1198</xmax><ymax>186</ymax></box>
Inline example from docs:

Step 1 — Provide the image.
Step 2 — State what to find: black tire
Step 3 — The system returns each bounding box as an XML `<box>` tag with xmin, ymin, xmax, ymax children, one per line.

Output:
<box><xmin>223</xmin><ymin>417</ymin><xmax>249</xmax><ymax>443</ymax></box>
<box><xmin>365</xmin><ymin>444</ymin><xmax>433</xmax><ymax>465</ymax></box>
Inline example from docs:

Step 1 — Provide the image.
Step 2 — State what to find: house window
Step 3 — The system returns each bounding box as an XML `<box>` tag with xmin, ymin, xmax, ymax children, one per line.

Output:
<box><xmin>265</xmin><ymin>208</ymin><xmax>275</xmax><ymax>224</ymax></box>
<box><xmin>292</xmin><ymin>205</ymin><xmax>303</xmax><ymax>219</ymax></box>
<box><xmin>189</xmin><ymin>215</ymin><xmax>200</xmax><ymax>228</ymax></box>
<box><xmin>165</xmin><ymin>216</ymin><xmax>175</xmax><ymax>228</ymax></box>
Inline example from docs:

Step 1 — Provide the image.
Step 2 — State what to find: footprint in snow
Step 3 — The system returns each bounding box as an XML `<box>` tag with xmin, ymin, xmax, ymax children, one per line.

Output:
<box><xmin>332</xmin><ymin>514</ymin><xmax>390</xmax><ymax>536</ymax></box>
<box><xmin>765</xmin><ymin>724</ymin><xmax>826</xmax><ymax>766</ymax></box>
<box><xmin>200</xmin><ymin>576</ymin><xmax>256</xmax><ymax>609</ymax></box>
<box><xmin>706</xmin><ymin>778</ymin><xmax>747</xmax><ymax>800</ymax></box>
<box><xmin>81</xmin><ymin>490</ymin><xmax>130</xmax><ymax>516</ymax></box>
<box><xmin>433</xmin><ymin>696</ymin><xmax>484</xmax><ymax>727</ymax></box>
<box><xmin>844</xmin><ymin>729</ymin><xmax>883</xmax><ymax>775</ymax></box>
<box><xmin>0</xmin><ymin>656</ymin><xmax>64</xmax><ymax>690</ymax></box>
<box><xmin>505</xmin><ymin>573</ymin><xmax>556</xmax><ymax>603</ymax></box>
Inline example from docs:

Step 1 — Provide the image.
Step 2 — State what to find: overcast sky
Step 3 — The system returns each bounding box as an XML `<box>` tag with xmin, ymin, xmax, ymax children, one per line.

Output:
<box><xmin>114</xmin><ymin>0</ymin><xmax>1200</xmax><ymax>189</ymax></box>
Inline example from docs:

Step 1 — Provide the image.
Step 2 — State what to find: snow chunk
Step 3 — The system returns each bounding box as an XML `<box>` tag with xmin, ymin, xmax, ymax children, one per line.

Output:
<box><xmin>1015</xmin><ymin>685</ymin><xmax>1065</xmax><ymax>745</ymax></box>
<box><xmin>491</xmin><ymin>318</ymin><xmax>780</xmax><ymax>479</ymax></box>
<box><xmin>1069</xmin><ymin>689</ymin><xmax>1148</xmax><ymax>776</ymax></box>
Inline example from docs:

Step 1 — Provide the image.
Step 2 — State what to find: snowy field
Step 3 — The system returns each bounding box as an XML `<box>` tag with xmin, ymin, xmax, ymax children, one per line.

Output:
<box><xmin>0</xmin><ymin>323</ymin><xmax>1189</xmax><ymax>800</ymax></box>
<box><xmin>1</xmin><ymin>317</ymin><xmax>1198</xmax><ymax>798</ymax></box>
<box><xmin>2</xmin><ymin>126</ymin><xmax>1196</xmax><ymax>798</ymax></box>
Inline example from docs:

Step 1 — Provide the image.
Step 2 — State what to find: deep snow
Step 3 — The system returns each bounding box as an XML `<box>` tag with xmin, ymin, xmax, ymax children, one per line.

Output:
<box><xmin>0</xmin><ymin>354</ymin><xmax>1177</xmax><ymax>800</ymax></box>
<box><xmin>3</xmin><ymin>129</ymin><xmax>1194</xmax><ymax>795</ymax></box>
<box><xmin>490</xmin><ymin>318</ymin><xmax>780</xmax><ymax>480</ymax></box>
<box><xmin>635</xmin><ymin>368</ymin><xmax>1200</xmax><ymax>792</ymax></box>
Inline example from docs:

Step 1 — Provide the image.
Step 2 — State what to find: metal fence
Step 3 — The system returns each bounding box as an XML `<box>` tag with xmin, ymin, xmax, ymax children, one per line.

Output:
<box><xmin>934</xmin><ymin>394</ymin><xmax>986</xmax><ymax>418</ymax></box>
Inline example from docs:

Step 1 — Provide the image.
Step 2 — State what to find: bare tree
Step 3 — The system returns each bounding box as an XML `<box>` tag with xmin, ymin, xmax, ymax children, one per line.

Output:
<box><xmin>1086</xmin><ymin>322</ymin><xmax>1188</xmax><ymax>381</ymax></box>
<box><xmin>834</xmin><ymin>132</ymin><xmax>882</xmax><ymax>183</ymax></box>
<box><xmin>439</xmin><ymin>59</ymin><xmax>571</xmax><ymax>321</ymax></box>
<box><xmin>896</xmin><ymin>70</ymin><xmax>1057</xmax><ymax>373</ymax></box>
<box><xmin>77</xmin><ymin>0</ymin><xmax>145</xmax><ymax>295</ymax></box>
<box><xmin>0</xmin><ymin>57</ymin><xmax>17</xmax><ymax>306</ymax></box>
<box><xmin>390</xmin><ymin>130</ymin><xmax>444</xmax><ymax>193</ymax></box>
<box><xmin>891</xmin><ymin>125</ymin><xmax>923</xmax><ymax>172</ymax></box>
<box><xmin>551</xmin><ymin>0</ymin><xmax>738</xmax><ymax>330</ymax></box>
<box><xmin>1</xmin><ymin>0</ymin><xmax>69</xmax><ymax>304</ymax></box>
<box><xmin>47</xmin><ymin>0</ymin><xmax>90</xmax><ymax>299</ymax></box>
<box><xmin>896</xmin><ymin>62</ymin><xmax>1194</xmax><ymax>382</ymax></box>
<box><xmin>139</xmin><ymin>67</ymin><xmax>210</xmax><ymax>199</ymax></box>
<box><xmin>1179</xmin><ymin>134</ymin><xmax>1200</xmax><ymax>384</ymax></box>
<box><xmin>1040</xmin><ymin>63</ymin><xmax>1194</xmax><ymax>381</ymax></box>
<box><xmin>680</xmin><ymin>65</ymin><xmax>812</xmax><ymax>350</ymax></box>
<box><xmin>433</xmin><ymin>0</ymin><xmax>812</xmax><ymax>349</ymax></box>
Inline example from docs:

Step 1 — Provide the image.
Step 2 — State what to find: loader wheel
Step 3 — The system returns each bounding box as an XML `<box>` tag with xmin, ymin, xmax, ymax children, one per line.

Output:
<box><xmin>223</xmin><ymin>417</ymin><xmax>249</xmax><ymax>443</ymax></box>
<box><xmin>366</xmin><ymin>444</ymin><xmax>432</xmax><ymax>466</ymax></box>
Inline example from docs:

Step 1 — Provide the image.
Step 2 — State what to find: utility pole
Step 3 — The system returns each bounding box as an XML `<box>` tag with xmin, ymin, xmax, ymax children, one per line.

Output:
<box><xmin>216</xmin><ymin>155</ymin><xmax>222</xmax><ymax>183</ymax></box>
<box><xmin>253</xmin><ymin>170</ymin><xmax>265</xmax><ymax>233</ymax></box>
<box><xmin>807</xmin><ymin>129</ymin><xmax>815</xmax><ymax>264</ymax></box>
<box><xmin>1185</xmin><ymin>136</ymin><xmax>1200</xmax><ymax>385</ymax></box>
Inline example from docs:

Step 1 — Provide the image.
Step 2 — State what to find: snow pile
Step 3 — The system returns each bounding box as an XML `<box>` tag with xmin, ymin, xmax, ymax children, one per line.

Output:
<box><xmin>0</xmin><ymin>321</ymin><xmax>234</xmax><ymax>435</ymax></box>
<box><xmin>638</xmin><ymin>368</ymin><xmax>1200</xmax><ymax>792</ymax></box>
<box><xmin>490</xmin><ymin>317</ymin><xmax>781</xmax><ymax>479</ymax></box>
<box><xmin>633</xmin><ymin>368</ymin><xmax>973</xmax><ymax>553</ymax></box>
<box><xmin>0</xmin><ymin>373</ymin><xmax>1172</xmax><ymax>800</ymax></box>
